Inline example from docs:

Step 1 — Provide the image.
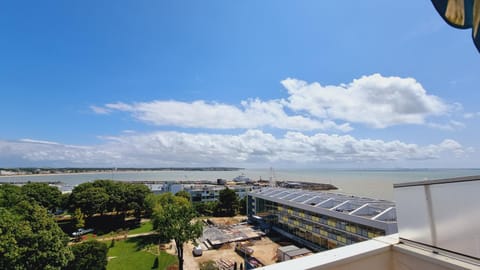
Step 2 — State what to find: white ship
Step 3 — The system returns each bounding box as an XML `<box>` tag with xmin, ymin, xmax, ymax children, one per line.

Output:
<box><xmin>233</xmin><ymin>173</ymin><xmax>251</xmax><ymax>183</ymax></box>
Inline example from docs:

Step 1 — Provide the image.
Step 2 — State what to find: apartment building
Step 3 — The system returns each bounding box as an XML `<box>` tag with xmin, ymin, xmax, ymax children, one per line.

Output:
<box><xmin>186</xmin><ymin>184</ymin><xmax>251</xmax><ymax>202</ymax></box>
<box><xmin>156</xmin><ymin>181</ymin><xmax>253</xmax><ymax>202</ymax></box>
<box><xmin>257</xmin><ymin>176</ymin><xmax>480</xmax><ymax>270</ymax></box>
<box><xmin>247</xmin><ymin>188</ymin><xmax>397</xmax><ymax>251</ymax></box>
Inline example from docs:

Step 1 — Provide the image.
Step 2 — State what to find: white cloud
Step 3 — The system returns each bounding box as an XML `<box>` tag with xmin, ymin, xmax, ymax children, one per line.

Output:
<box><xmin>435</xmin><ymin>139</ymin><xmax>467</xmax><ymax>156</ymax></box>
<box><xmin>0</xmin><ymin>139</ymin><xmax>112</xmax><ymax>167</ymax></box>
<box><xmin>98</xmin><ymin>99</ymin><xmax>352</xmax><ymax>132</ymax></box>
<box><xmin>427</xmin><ymin>120</ymin><xmax>465</xmax><ymax>131</ymax></box>
<box><xmin>282</xmin><ymin>74</ymin><xmax>450</xmax><ymax>128</ymax></box>
<box><xmin>19</xmin><ymin>138</ymin><xmax>61</xmax><ymax>145</ymax></box>
<box><xmin>90</xmin><ymin>105</ymin><xmax>111</xmax><ymax>115</ymax></box>
<box><xmin>0</xmin><ymin>131</ymin><xmax>469</xmax><ymax>167</ymax></box>
<box><xmin>92</xmin><ymin>74</ymin><xmax>458</xmax><ymax>131</ymax></box>
<box><xmin>463</xmin><ymin>112</ymin><xmax>480</xmax><ymax>119</ymax></box>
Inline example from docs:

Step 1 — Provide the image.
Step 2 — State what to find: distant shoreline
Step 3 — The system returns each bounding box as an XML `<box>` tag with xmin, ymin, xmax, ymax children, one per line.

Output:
<box><xmin>0</xmin><ymin>168</ymin><xmax>244</xmax><ymax>178</ymax></box>
<box><xmin>0</xmin><ymin>171</ymin><xmax>119</xmax><ymax>178</ymax></box>
<box><xmin>2</xmin><ymin>168</ymin><xmax>479</xmax><ymax>201</ymax></box>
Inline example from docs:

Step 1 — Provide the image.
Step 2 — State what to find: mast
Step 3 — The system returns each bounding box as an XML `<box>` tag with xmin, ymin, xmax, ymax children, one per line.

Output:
<box><xmin>269</xmin><ymin>167</ymin><xmax>276</xmax><ymax>187</ymax></box>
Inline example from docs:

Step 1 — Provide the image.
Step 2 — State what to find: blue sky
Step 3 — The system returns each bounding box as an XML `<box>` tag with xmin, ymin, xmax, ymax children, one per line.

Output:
<box><xmin>1</xmin><ymin>1</ymin><xmax>479</xmax><ymax>168</ymax></box>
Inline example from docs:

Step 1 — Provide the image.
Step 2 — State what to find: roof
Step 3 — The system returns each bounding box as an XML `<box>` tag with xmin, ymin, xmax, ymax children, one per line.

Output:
<box><xmin>249</xmin><ymin>187</ymin><xmax>396</xmax><ymax>223</ymax></box>
<box><xmin>278</xmin><ymin>245</ymin><xmax>299</xmax><ymax>253</ymax></box>
<box><xmin>285</xmin><ymin>248</ymin><xmax>312</xmax><ymax>257</ymax></box>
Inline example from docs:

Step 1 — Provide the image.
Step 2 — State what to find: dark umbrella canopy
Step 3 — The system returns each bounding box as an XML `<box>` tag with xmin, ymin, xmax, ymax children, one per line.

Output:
<box><xmin>432</xmin><ymin>0</ymin><xmax>480</xmax><ymax>52</ymax></box>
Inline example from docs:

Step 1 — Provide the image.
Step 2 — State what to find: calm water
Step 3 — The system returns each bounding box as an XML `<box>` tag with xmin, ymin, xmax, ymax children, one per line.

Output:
<box><xmin>1</xmin><ymin>168</ymin><xmax>479</xmax><ymax>201</ymax></box>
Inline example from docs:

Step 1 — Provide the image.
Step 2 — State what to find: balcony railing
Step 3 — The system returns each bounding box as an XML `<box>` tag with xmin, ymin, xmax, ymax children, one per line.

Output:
<box><xmin>394</xmin><ymin>175</ymin><xmax>480</xmax><ymax>260</ymax></box>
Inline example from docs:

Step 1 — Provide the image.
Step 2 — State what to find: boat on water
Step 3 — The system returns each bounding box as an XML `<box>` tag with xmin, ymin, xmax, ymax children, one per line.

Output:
<box><xmin>233</xmin><ymin>173</ymin><xmax>252</xmax><ymax>183</ymax></box>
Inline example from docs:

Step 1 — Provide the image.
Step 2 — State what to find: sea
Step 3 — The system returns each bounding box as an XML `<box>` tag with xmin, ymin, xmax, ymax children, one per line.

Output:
<box><xmin>1</xmin><ymin>168</ymin><xmax>479</xmax><ymax>201</ymax></box>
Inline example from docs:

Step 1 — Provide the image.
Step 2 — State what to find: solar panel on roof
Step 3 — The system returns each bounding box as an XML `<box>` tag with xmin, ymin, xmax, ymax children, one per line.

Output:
<box><xmin>304</xmin><ymin>196</ymin><xmax>327</xmax><ymax>206</ymax></box>
<box><xmin>249</xmin><ymin>187</ymin><xmax>397</xmax><ymax>223</ymax></box>
<box><xmin>272</xmin><ymin>191</ymin><xmax>291</xmax><ymax>198</ymax></box>
<box><xmin>266</xmin><ymin>189</ymin><xmax>284</xmax><ymax>196</ymax></box>
<box><xmin>318</xmin><ymin>198</ymin><xmax>346</xmax><ymax>209</ymax></box>
<box><xmin>283</xmin><ymin>192</ymin><xmax>304</xmax><ymax>200</ymax></box>
<box><xmin>293</xmin><ymin>194</ymin><xmax>315</xmax><ymax>203</ymax></box>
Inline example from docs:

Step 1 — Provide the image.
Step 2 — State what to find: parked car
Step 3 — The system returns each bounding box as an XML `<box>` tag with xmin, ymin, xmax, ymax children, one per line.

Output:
<box><xmin>72</xmin><ymin>228</ymin><xmax>94</xmax><ymax>237</ymax></box>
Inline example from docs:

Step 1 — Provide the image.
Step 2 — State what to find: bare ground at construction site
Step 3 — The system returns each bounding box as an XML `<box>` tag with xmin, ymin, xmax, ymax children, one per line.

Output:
<box><xmin>167</xmin><ymin>217</ymin><xmax>292</xmax><ymax>269</ymax></box>
<box><xmin>189</xmin><ymin>238</ymin><xmax>284</xmax><ymax>269</ymax></box>
<box><xmin>206</xmin><ymin>216</ymin><xmax>248</xmax><ymax>226</ymax></box>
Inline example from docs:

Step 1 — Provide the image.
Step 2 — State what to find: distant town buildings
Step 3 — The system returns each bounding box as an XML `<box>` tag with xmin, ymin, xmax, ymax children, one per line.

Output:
<box><xmin>145</xmin><ymin>179</ymin><xmax>337</xmax><ymax>203</ymax></box>
<box><xmin>149</xmin><ymin>181</ymin><xmax>254</xmax><ymax>202</ymax></box>
<box><xmin>0</xmin><ymin>170</ymin><xmax>18</xmax><ymax>176</ymax></box>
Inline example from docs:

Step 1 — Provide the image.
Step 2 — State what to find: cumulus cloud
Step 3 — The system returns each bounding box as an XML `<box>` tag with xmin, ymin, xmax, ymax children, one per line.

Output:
<box><xmin>282</xmin><ymin>74</ymin><xmax>450</xmax><ymax>128</ymax></box>
<box><xmin>98</xmin><ymin>99</ymin><xmax>352</xmax><ymax>132</ymax></box>
<box><xmin>92</xmin><ymin>74</ymin><xmax>459</xmax><ymax>131</ymax></box>
<box><xmin>0</xmin><ymin>131</ymin><xmax>468</xmax><ymax>167</ymax></box>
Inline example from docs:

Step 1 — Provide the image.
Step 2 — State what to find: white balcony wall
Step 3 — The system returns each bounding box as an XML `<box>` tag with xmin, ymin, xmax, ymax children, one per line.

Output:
<box><xmin>394</xmin><ymin>177</ymin><xmax>480</xmax><ymax>259</ymax></box>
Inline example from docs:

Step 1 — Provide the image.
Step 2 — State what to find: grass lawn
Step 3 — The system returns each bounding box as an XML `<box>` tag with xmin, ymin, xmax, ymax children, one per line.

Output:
<box><xmin>107</xmin><ymin>235</ymin><xmax>177</xmax><ymax>270</ymax></box>
<box><xmin>128</xmin><ymin>220</ymin><xmax>153</xmax><ymax>235</ymax></box>
<box><xmin>157</xmin><ymin>252</ymin><xmax>178</xmax><ymax>270</ymax></box>
<box><xmin>79</xmin><ymin>221</ymin><xmax>155</xmax><ymax>241</ymax></box>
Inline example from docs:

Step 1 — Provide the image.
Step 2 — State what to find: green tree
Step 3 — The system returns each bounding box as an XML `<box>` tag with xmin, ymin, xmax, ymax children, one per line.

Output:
<box><xmin>145</xmin><ymin>192</ymin><xmax>178</xmax><ymax>216</ymax></box>
<box><xmin>92</xmin><ymin>180</ymin><xmax>122</xmax><ymax>213</ymax></box>
<box><xmin>70</xmin><ymin>180</ymin><xmax>151</xmax><ymax>218</ymax></box>
<box><xmin>73</xmin><ymin>208</ymin><xmax>85</xmax><ymax>230</ymax></box>
<box><xmin>65</xmin><ymin>240</ymin><xmax>108</xmax><ymax>270</ymax></box>
<box><xmin>21</xmin><ymin>182</ymin><xmax>62</xmax><ymax>212</ymax></box>
<box><xmin>60</xmin><ymin>193</ymin><xmax>71</xmax><ymax>211</ymax></box>
<box><xmin>90</xmin><ymin>180</ymin><xmax>151</xmax><ymax>216</ymax></box>
<box><xmin>0</xmin><ymin>201</ymin><xmax>73</xmax><ymax>269</ymax></box>
<box><xmin>193</xmin><ymin>201</ymin><xmax>218</xmax><ymax>216</ymax></box>
<box><xmin>0</xmin><ymin>207</ymin><xmax>23</xmax><ymax>268</ymax></box>
<box><xmin>238</xmin><ymin>196</ymin><xmax>247</xmax><ymax>215</ymax></box>
<box><xmin>123</xmin><ymin>183</ymin><xmax>151</xmax><ymax>217</ymax></box>
<box><xmin>217</xmin><ymin>188</ymin><xmax>239</xmax><ymax>217</ymax></box>
<box><xmin>152</xmin><ymin>194</ymin><xmax>203</xmax><ymax>270</ymax></box>
<box><xmin>144</xmin><ymin>193</ymin><xmax>158</xmax><ymax>217</ymax></box>
<box><xmin>70</xmin><ymin>183</ymin><xmax>109</xmax><ymax>217</ymax></box>
<box><xmin>175</xmin><ymin>190</ymin><xmax>191</xmax><ymax>201</ymax></box>
<box><xmin>0</xmin><ymin>184</ymin><xmax>25</xmax><ymax>208</ymax></box>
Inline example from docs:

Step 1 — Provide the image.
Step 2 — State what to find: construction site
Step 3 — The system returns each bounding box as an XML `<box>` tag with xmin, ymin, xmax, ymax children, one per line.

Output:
<box><xmin>178</xmin><ymin>217</ymin><xmax>313</xmax><ymax>270</ymax></box>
